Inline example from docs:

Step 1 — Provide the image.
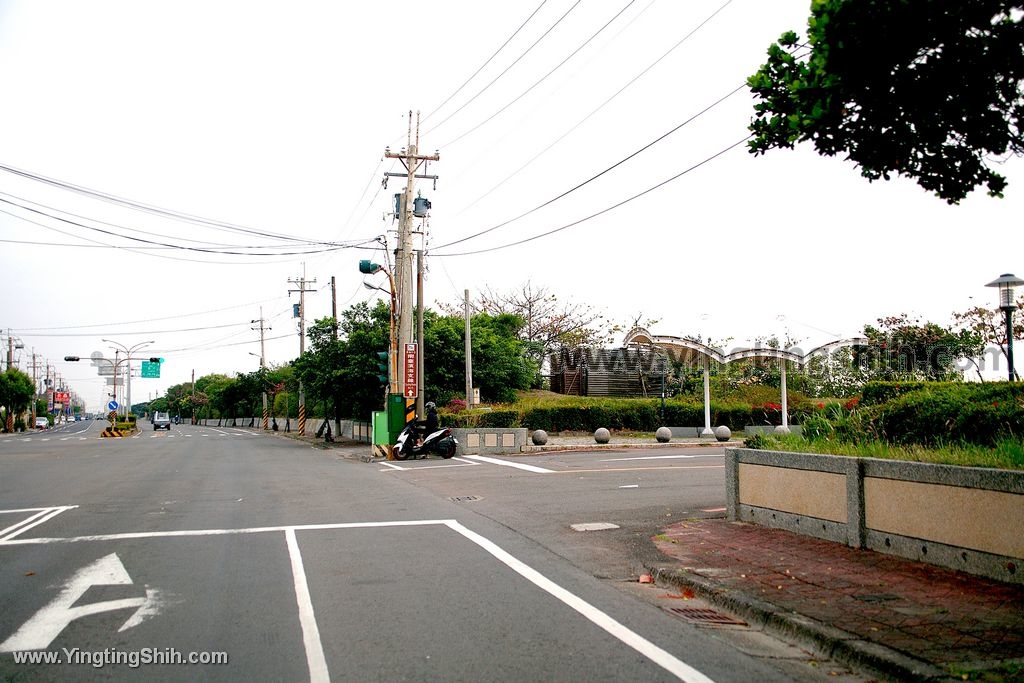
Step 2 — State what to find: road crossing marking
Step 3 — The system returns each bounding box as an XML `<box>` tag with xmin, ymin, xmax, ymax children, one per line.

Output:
<box><xmin>379</xmin><ymin>457</ymin><xmax>480</xmax><ymax>472</ymax></box>
<box><xmin>0</xmin><ymin>518</ymin><xmax>715</xmax><ymax>682</ymax></box>
<box><xmin>461</xmin><ymin>454</ymin><xmax>554</xmax><ymax>473</ymax></box>
<box><xmin>0</xmin><ymin>506</ymin><xmax>78</xmax><ymax>541</ymax></box>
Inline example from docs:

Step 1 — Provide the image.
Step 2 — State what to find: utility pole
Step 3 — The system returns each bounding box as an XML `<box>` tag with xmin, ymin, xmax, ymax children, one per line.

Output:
<box><xmin>330</xmin><ymin>276</ymin><xmax>338</xmax><ymax>340</ymax></box>
<box><xmin>252</xmin><ymin>307</ymin><xmax>270</xmax><ymax>430</ymax></box>
<box><xmin>6</xmin><ymin>333</ymin><xmax>12</xmax><ymax>371</ymax></box>
<box><xmin>288</xmin><ymin>265</ymin><xmax>317</xmax><ymax>435</ymax></box>
<box><xmin>384</xmin><ymin>111</ymin><xmax>439</xmax><ymax>402</ymax></box>
<box><xmin>30</xmin><ymin>351</ymin><xmax>39</xmax><ymax>425</ymax></box>
<box><xmin>416</xmin><ymin>250</ymin><xmax>425</xmax><ymax>417</ymax></box>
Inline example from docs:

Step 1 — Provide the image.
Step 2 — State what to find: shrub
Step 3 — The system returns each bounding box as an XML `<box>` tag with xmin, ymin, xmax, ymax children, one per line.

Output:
<box><xmin>875</xmin><ymin>382</ymin><xmax>1024</xmax><ymax>446</ymax></box>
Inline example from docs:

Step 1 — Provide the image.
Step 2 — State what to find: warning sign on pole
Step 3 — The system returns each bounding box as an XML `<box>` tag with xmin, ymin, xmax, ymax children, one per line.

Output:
<box><xmin>403</xmin><ymin>343</ymin><xmax>418</xmax><ymax>399</ymax></box>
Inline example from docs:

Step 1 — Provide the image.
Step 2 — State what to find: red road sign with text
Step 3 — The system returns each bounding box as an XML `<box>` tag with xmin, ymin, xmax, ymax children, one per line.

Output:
<box><xmin>403</xmin><ymin>343</ymin><xmax>418</xmax><ymax>398</ymax></box>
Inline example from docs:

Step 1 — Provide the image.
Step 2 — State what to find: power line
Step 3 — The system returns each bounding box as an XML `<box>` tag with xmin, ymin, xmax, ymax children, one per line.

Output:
<box><xmin>438</xmin><ymin>0</ymin><xmax>637</xmax><ymax>149</ymax></box>
<box><xmin>452</xmin><ymin>0</ymin><xmax>734</xmax><ymax>215</ymax></box>
<box><xmin>422</xmin><ymin>0</ymin><xmax>583</xmax><ymax>137</ymax></box>
<box><xmin>0</xmin><ymin>196</ymin><xmax>375</xmax><ymax>257</ymax></box>
<box><xmin>0</xmin><ymin>161</ymin><xmax>347</xmax><ymax>245</ymax></box>
<box><xmin>422</xmin><ymin>0</ymin><xmax>550</xmax><ymax>125</ymax></box>
<box><xmin>433</xmin><ymin>136</ymin><xmax>750</xmax><ymax>257</ymax></box>
<box><xmin>434</xmin><ymin>82</ymin><xmax>747</xmax><ymax>251</ymax></box>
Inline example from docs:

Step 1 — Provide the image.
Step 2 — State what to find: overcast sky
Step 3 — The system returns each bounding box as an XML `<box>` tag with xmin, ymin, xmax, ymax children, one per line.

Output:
<box><xmin>1</xmin><ymin>0</ymin><xmax>1021</xmax><ymax>411</ymax></box>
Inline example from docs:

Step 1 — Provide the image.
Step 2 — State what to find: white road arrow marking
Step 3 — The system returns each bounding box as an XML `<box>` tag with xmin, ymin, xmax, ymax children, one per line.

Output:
<box><xmin>0</xmin><ymin>553</ymin><xmax>162</xmax><ymax>651</ymax></box>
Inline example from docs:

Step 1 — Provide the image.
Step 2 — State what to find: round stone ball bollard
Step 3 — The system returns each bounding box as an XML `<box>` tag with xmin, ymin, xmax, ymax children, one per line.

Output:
<box><xmin>531</xmin><ymin>429</ymin><xmax>549</xmax><ymax>446</ymax></box>
<box><xmin>655</xmin><ymin>427</ymin><xmax>672</xmax><ymax>443</ymax></box>
<box><xmin>773</xmin><ymin>425</ymin><xmax>791</xmax><ymax>435</ymax></box>
<box><xmin>714</xmin><ymin>425</ymin><xmax>731</xmax><ymax>442</ymax></box>
<box><xmin>594</xmin><ymin>427</ymin><xmax>611</xmax><ymax>444</ymax></box>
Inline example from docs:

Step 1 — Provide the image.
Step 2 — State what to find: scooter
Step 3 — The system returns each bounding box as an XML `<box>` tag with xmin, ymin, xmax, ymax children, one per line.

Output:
<box><xmin>394</xmin><ymin>423</ymin><xmax>458</xmax><ymax>460</ymax></box>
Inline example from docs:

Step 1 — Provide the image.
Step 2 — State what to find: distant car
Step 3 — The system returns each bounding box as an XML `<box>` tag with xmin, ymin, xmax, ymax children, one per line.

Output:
<box><xmin>34</xmin><ymin>417</ymin><xmax>48</xmax><ymax>429</ymax></box>
<box><xmin>153</xmin><ymin>412</ymin><xmax>172</xmax><ymax>430</ymax></box>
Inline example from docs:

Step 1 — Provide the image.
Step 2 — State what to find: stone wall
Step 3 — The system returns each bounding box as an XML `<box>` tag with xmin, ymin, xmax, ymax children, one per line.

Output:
<box><xmin>725</xmin><ymin>448</ymin><xmax>1024</xmax><ymax>584</ymax></box>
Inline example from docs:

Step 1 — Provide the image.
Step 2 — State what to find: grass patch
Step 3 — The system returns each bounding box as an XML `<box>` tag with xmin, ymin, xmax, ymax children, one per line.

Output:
<box><xmin>745</xmin><ymin>433</ymin><xmax>1024</xmax><ymax>470</ymax></box>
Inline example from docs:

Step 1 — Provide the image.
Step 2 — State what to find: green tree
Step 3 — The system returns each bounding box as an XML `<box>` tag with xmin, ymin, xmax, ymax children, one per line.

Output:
<box><xmin>0</xmin><ymin>368</ymin><xmax>36</xmax><ymax>431</ymax></box>
<box><xmin>858</xmin><ymin>314</ymin><xmax>984</xmax><ymax>381</ymax></box>
<box><xmin>952</xmin><ymin>295</ymin><xmax>1024</xmax><ymax>380</ymax></box>
<box><xmin>747</xmin><ymin>1</ymin><xmax>1023</xmax><ymax>203</ymax></box>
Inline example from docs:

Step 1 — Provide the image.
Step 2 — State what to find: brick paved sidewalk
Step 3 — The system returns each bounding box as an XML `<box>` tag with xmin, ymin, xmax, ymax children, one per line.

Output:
<box><xmin>647</xmin><ymin>519</ymin><xmax>1024</xmax><ymax>681</ymax></box>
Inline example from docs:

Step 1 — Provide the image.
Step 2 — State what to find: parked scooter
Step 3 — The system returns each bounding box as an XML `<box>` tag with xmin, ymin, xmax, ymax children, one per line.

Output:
<box><xmin>394</xmin><ymin>423</ymin><xmax>458</xmax><ymax>460</ymax></box>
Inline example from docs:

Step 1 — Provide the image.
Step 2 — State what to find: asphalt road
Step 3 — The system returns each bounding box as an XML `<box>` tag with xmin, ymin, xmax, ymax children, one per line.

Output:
<box><xmin>0</xmin><ymin>422</ymin><xmax>867</xmax><ymax>682</ymax></box>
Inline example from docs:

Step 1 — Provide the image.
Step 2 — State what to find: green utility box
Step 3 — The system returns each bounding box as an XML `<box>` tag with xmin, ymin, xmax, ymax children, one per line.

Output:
<box><xmin>372</xmin><ymin>411</ymin><xmax>390</xmax><ymax>445</ymax></box>
<box><xmin>387</xmin><ymin>393</ymin><xmax>407</xmax><ymax>435</ymax></box>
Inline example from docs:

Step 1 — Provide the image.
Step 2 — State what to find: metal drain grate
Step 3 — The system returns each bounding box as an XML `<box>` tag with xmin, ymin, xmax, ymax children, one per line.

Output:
<box><xmin>448</xmin><ymin>495</ymin><xmax>482</xmax><ymax>503</ymax></box>
<box><xmin>664</xmin><ymin>607</ymin><xmax>747</xmax><ymax>626</ymax></box>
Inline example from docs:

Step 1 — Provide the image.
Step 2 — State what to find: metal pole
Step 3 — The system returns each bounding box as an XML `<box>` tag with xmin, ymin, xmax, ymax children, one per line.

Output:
<box><xmin>1006</xmin><ymin>307</ymin><xmax>1016</xmax><ymax>382</ymax></box>
<box><xmin>464</xmin><ymin>289</ymin><xmax>473</xmax><ymax>407</ymax></box>
<box><xmin>702</xmin><ymin>356</ymin><xmax>713</xmax><ymax>437</ymax></box>
<box><xmin>660</xmin><ymin>355</ymin><xmax>665</xmax><ymax>424</ymax></box>
<box><xmin>779</xmin><ymin>359</ymin><xmax>790</xmax><ymax>432</ymax></box>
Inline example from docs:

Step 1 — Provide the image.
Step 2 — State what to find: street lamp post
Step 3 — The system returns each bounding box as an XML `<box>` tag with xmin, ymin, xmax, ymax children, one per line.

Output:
<box><xmin>985</xmin><ymin>273</ymin><xmax>1024</xmax><ymax>382</ymax></box>
<box><xmin>103</xmin><ymin>340</ymin><xmax>154</xmax><ymax>415</ymax></box>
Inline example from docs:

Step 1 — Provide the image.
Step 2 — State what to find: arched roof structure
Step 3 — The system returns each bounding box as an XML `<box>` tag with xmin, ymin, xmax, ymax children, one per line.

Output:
<box><xmin>622</xmin><ymin>327</ymin><xmax>867</xmax><ymax>366</ymax></box>
<box><xmin>620</xmin><ymin>328</ymin><xmax>869</xmax><ymax>435</ymax></box>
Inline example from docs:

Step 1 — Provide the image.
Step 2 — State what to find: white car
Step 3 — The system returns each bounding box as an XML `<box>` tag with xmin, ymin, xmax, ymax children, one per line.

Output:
<box><xmin>34</xmin><ymin>417</ymin><xmax>48</xmax><ymax>429</ymax></box>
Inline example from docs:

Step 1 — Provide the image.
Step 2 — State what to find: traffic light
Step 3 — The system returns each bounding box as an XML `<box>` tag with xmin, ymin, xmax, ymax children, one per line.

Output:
<box><xmin>64</xmin><ymin>356</ymin><xmax>80</xmax><ymax>362</ymax></box>
<box><xmin>375</xmin><ymin>351</ymin><xmax>389</xmax><ymax>385</ymax></box>
<box><xmin>359</xmin><ymin>260</ymin><xmax>382</xmax><ymax>275</ymax></box>
<box><xmin>148</xmin><ymin>357</ymin><xmax>164</xmax><ymax>363</ymax></box>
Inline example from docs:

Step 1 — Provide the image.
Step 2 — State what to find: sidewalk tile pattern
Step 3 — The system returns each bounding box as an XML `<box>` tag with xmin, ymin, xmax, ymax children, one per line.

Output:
<box><xmin>653</xmin><ymin>519</ymin><xmax>1024</xmax><ymax>671</ymax></box>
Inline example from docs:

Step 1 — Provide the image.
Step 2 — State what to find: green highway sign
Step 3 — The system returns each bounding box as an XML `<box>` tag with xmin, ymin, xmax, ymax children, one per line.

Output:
<box><xmin>140</xmin><ymin>361</ymin><xmax>161</xmax><ymax>378</ymax></box>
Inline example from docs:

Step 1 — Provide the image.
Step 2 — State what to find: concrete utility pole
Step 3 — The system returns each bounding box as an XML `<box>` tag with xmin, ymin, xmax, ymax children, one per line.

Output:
<box><xmin>384</xmin><ymin>111</ymin><xmax>439</xmax><ymax>401</ymax></box>
<box><xmin>252</xmin><ymin>307</ymin><xmax>270</xmax><ymax>430</ymax></box>
<box><xmin>416</xmin><ymin>250</ymin><xmax>425</xmax><ymax>417</ymax></box>
<box><xmin>330</xmin><ymin>276</ymin><xmax>338</xmax><ymax>340</ymax></box>
<box><xmin>288</xmin><ymin>266</ymin><xmax>317</xmax><ymax>435</ymax></box>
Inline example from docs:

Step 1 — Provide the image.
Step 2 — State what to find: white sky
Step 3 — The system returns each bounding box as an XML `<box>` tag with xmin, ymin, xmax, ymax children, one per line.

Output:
<box><xmin>1</xmin><ymin>0</ymin><xmax>1021</xmax><ymax>412</ymax></box>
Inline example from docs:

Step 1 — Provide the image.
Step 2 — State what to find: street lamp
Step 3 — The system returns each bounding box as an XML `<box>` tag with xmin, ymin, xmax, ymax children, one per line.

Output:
<box><xmin>985</xmin><ymin>273</ymin><xmax>1024</xmax><ymax>381</ymax></box>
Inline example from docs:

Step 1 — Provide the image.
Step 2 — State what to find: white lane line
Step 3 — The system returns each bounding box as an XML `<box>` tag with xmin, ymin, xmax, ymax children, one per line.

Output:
<box><xmin>599</xmin><ymin>454</ymin><xmax>724</xmax><ymax>462</ymax></box>
<box><xmin>206</xmin><ymin>428</ymin><xmax>231</xmax><ymax>436</ymax></box>
<box><xmin>285</xmin><ymin>529</ymin><xmax>330</xmax><ymax>683</ymax></box>
<box><xmin>0</xmin><ymin>519</ymin><xmax>454</xmax><ymax>546</ymax></box>
<box><xmin>461</xmin><ymin>455</ymin><xmax>554</xmax><ymax>473</ymax></box>
<box><xmin>380</xmin><ymin>459</ymin><xmax>480</xmax><ymax>472</ymax></box>
<box><xmin>618</xmin><ymin>485</ymin><xmax>639</xmax><ymax>489</ymax></box>
<box><xmin>446</xmin><ymin>520</ymin><xmax>714</xmax><ymax>683</ymax></box>
<box><xmin>0</xmin><ymin>506</ymin><xmax>78</xmax><ymax>541</ymax></box>
<box><xmin>0</xmin><ymin>510</ymin><xmax>50</xmax><ymax>538</ymax></box>
<box><xmin>0</xmin><ymin>516</ymin><xmax>711</xmax><ymax>681</ymax></box>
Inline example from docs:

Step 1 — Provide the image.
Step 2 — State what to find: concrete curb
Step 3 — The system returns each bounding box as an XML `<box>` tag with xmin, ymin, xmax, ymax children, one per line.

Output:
<box><xmin>521</xmin><ymin>440</ymin><xmax>742</xmax><ymax>453</ymax></box>
<box><xmin>644</xmin><ymin>563</ymin><xmax>951</xmax><ymax>682</ymax></box>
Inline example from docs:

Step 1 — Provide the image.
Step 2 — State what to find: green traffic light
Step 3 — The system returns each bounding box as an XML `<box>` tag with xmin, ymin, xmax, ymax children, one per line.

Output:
<box><xmin>359</xmin><ymin>260</ymin><xmax>382</xmax><ymax>275</ymax></box>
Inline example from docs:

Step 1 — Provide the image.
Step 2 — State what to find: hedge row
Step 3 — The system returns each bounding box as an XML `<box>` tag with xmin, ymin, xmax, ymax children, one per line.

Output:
<box><xmin>860</xmin><ymin>381</ymin><xmax>964</xmax><ymax>405</ymax></box>
<box><xmin>874</xmin><ymin>382</ymin><xmax>1024</xmax><ymax>446</ymax></box>
<box><xmin>442</xmin><ymin>398</ymin><xmax>808</xmax><ymax>432</ymax></box>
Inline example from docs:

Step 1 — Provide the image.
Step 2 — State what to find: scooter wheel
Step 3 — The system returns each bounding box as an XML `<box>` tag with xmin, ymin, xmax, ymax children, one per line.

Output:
<box><xmin>392</xmin><ymin>446</ymin><xmax>409</xmax><ymax>461</ymax></box>
<box><xmin>442</xmin><ymin>442</ymin><xmax>456</xmax><ymax>459</ymax></box>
